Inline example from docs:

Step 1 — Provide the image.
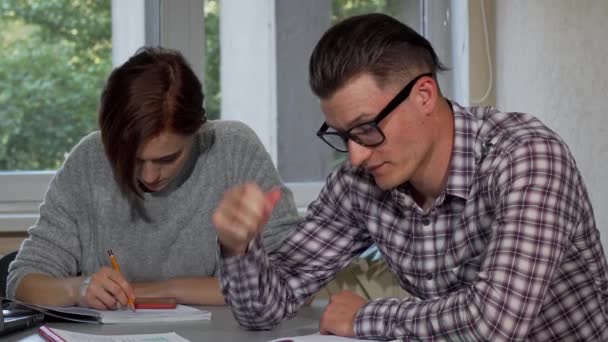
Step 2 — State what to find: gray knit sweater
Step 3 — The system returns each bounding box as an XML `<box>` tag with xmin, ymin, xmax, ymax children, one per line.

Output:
<box><xmin>7</xmin><ymin>120</ymin><xmax>301</xmax><ymax>299</ymax></box>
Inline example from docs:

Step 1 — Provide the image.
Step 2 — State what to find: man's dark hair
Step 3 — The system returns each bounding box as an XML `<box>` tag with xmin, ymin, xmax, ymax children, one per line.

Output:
<box><xmin>98</xmin><ymin>46</ymin><xmax>206</xmax><ymax>199</ymax></box>
<box><xmin>309</xmin><ymin>13</ymin><xmax>447</xmax><ymax>98</ymax></box>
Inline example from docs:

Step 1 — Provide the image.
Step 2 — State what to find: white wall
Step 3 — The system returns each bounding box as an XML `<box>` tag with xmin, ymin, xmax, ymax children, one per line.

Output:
<box><xmin>469</xmin><ymin>0</ymin><xmax>495</xmax><ymax>106</ymax></box>
<box><xmin>494</xmin><ymin>0</ymin><xmax>608</xmax><ymax>249</ymax></box>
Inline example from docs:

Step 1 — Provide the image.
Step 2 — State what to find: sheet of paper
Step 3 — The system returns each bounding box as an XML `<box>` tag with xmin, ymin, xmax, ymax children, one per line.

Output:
<box><xmin>267</xmin><ymin>333</ymin><xmax>399</xmax><ymax>342</ymax></box>
<box><xmin>40</xmin><ymin>325</ymin><xmax>191</xmax><ymax>342</ymax></box>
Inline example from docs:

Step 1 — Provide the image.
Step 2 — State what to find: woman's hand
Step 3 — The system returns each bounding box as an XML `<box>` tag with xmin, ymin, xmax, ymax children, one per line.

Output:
<box><xmin>77</xmin><ymin>266</ymin><xmax>135</xmax><ymax>310</ymax></box>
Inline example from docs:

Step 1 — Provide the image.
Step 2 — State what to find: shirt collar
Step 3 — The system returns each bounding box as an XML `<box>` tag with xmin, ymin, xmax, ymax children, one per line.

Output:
<box><xmin>443</xmin><ymin>100</ymin><xmax>479</xmax><ymax>200</ymax></box>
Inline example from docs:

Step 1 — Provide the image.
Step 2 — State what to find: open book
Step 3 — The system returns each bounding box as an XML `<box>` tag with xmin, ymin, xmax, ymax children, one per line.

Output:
<box><xmin>10</xmin><ymin>300</ymin><xmax>210</xmax><ymax>324</ymax></box>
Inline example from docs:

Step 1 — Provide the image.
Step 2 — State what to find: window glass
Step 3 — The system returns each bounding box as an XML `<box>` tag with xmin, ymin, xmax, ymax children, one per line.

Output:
<box><xmin>204</xmin><ymin>0</ymin><xmax>220</xmax><ymax>120</ymax></box>
<box><xmin>0</xmin><ymin>0</ymin><xmax>112</xmax><ymax>171</ymax></box>
<box><xmin>333</xmin><ymin>0</ymin><xmax>413</xmax><ymax>22</ymax></box>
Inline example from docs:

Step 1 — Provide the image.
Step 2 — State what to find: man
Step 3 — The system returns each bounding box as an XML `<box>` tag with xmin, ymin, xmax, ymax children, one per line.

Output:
<box><xmin>212</xmin><ymin>13</ymin><xmax>608</xmax><ymax>341</ymax></box>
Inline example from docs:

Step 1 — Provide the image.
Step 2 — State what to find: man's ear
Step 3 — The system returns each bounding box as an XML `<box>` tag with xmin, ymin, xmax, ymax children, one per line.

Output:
<box><xmin>414</xmin><ymin>76</ymin><xmax>438</xmax><ymax>115</ymax></box>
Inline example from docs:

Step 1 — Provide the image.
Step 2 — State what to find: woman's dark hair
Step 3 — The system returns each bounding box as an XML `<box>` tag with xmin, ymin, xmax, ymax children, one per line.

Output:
<box><xmin>98</xmin><ymin>46</ymin><xmax>206</xmax><ymax>198</ymax></box>
<box><xmin>309</xmin><ymin>13</ymin><xmax>448</xmax><ymax>98</ymax></box>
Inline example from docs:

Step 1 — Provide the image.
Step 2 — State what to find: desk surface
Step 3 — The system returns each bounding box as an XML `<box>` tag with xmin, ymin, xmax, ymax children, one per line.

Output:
<box><xmin>4</xmin><ymin>303</ymin><xmax>325</xmax><ymax>342</ymax></box>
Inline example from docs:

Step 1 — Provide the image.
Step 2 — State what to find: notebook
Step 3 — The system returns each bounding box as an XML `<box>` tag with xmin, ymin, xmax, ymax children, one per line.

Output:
<box><xmin>0</xmin><ymin>307</ymin><xmax>44</xmax><ymax>336</ymax></box>
<box><xmin>39</xmin><ymin>325</ymin><xmax>191</xmax><ymax>342</ymax></box>
<box><xmin>10</xmin><ymin>299</ymin><xmax>211</xmax><ymax>324</ymax></box>
<box><xmin>48</xmin><ymin>304</ymin><xmax>210</xmax><ymax>324</ymax></box>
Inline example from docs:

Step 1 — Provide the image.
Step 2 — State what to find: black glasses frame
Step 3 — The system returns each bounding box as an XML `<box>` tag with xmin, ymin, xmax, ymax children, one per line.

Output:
<box><xmin>316</xmin><ymin>72</ymin><xmax>433</xmax><ymax>152</ymax></box>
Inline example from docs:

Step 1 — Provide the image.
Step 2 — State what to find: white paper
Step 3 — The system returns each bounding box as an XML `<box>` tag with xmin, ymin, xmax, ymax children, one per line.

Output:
<box><xmin>40</xmin><ymin>326</ymin><xmax>190</xmax><ymax>342</ymax></box>
<box><xmin>267</xmin><ymin>333</ymin><xmax>399</xmax><ymax>342</ymax></box>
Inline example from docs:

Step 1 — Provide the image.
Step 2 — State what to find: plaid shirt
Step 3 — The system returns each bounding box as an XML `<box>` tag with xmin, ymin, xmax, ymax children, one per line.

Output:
<box><xmin>220</xmin><ymin>102</ymin><xmax>608</xmax><ymax>341</ymax></box>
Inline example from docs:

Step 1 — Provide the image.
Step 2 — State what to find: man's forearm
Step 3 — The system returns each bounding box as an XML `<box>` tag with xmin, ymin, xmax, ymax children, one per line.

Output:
<box><xmin>220</xmin><ymin>239</ymin><xmax>309</xmax><ymax>330</ymax></box>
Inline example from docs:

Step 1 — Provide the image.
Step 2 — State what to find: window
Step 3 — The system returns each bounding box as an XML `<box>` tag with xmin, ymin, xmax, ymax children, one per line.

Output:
<box><xmin>0</xmin><ymin>0</ymin><xmax>112</xmax><ymax>232</ymax></box>
<box><xmin>0</xmin><ymin>0</ymin><xmax>469</xmax><ymax>231</ymax></box>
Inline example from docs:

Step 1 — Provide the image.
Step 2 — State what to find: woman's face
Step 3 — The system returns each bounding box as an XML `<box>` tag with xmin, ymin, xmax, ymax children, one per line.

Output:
<box><xmin>135</xmin><ymin>131</ymin><xmax>195</xmax><ymax>192</ymax></box>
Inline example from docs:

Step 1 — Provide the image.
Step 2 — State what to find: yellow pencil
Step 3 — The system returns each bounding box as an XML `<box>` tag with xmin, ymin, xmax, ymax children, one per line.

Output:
<box><xmin>107</xmin><ymin>249</ymin><xmax>136</xmax><ymax>312</ymax></box>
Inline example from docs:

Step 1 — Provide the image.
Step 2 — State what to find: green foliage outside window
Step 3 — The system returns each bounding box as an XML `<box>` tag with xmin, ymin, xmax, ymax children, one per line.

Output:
<box><xmin>0</xmin><ymin>0</ymin><xmax>112</xmax><ymax>171</ymax></box>
<box><xmin>204</xmin><ymin>0</ymin><xmax>220</xmax><ymax>120</ymax></box>
<box><xmin>333</xmin><ymin>0</ymin><xmax>404</xmax><ymax>23</ymax></box>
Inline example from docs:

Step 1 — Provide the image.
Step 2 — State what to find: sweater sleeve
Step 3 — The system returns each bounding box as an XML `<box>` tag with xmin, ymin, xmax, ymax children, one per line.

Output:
<box><xmin>217</xmin><ymin>121</ymin><xmax>301</xmax><ymax>253</ymax></box>
<box><xmin>6</xmin><ymin>134</ymin><xmax>95</xmax><ymax>299</ymax></box>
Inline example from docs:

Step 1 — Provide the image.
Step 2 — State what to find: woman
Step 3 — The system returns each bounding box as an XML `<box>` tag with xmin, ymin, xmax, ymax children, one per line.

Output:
<box><xmin>7</xmin><ymin>47</ymin><xmax>300</xmax><ymax>309</ymax></box>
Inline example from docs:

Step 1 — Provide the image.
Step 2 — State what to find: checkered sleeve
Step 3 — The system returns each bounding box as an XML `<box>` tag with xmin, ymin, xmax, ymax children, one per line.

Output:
<box><xmin>220</xmin><ymin>166</ymin><xmax>373</xmax><ymax>330</ymax></box>
<box><xmin>355</xmin><ymin>137</ymin><xmax>582</xmax><ymax>340</ymax></box>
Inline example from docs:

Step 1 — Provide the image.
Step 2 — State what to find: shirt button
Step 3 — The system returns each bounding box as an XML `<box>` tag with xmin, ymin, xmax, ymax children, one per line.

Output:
<box><xmin>422</xmin><ymin>217</ymin><xmax>431</xmax><ymax>226</ymax></box>
<box><xmin>425</xmin><ymin>272</ymin><xmax>433</xmax><ymax>280</ymax></box>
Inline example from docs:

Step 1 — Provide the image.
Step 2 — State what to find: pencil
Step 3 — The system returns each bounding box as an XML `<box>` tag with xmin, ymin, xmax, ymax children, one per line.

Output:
<box><xmin>107</xmin><ymin>249</ymin><xmax>136</xmax><ymax>312</ymax></box>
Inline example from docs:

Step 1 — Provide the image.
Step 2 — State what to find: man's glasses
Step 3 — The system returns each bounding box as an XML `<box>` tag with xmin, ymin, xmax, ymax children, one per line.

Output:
<box><xmin>316</xmin><ymin>73</ymin><xmax>433</xmax><ymax>152</ymax></box>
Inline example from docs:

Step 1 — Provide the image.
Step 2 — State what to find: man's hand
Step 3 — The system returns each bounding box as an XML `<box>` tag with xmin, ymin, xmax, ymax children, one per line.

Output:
<box><xmin>212</xmin><ymin>183</ymin><xmax>281</xmax><ymax>257</ymax></box>
<box><xmin>319</xmin><ymin>290</ymin><xmax>367</xmax><ymax>337</ymax></box>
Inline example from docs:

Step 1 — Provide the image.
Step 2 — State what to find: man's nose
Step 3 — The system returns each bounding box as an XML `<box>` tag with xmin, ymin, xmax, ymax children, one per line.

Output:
<box><xmin>348</xmin><ymin>140</ymin><xmax>373</xmax><ymax>167</ymax></box>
